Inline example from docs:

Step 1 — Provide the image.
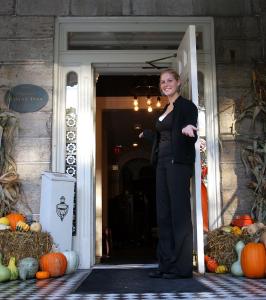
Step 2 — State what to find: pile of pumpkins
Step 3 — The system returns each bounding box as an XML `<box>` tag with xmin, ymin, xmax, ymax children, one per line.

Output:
<box><xmin>0</xmin><ymin>212</ymin><xmax>79</xmax><ymax>282</ymax></box>
<box><xmin>0</xmin><ymin>213</ymin><xmax>42</xmax><ymax>233</ymax></box>
<box><xmin>0</xmin><ymin>250</ymin><xmax>79</xmax><ymax>282</ymax></box>
<box><xmin>205</xmin><ymin>218</ymin><xmax>266</xmax><ymax>278</ymax></box>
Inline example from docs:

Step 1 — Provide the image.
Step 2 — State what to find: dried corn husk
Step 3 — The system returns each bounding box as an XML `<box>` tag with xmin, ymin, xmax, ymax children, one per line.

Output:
<box><xmin>0</xmin><ymin>111</ymin><xmax>31</xmax><ymax>217</ymax></box>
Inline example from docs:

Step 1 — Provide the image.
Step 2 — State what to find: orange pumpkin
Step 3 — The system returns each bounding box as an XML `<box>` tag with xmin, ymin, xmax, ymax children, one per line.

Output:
<box><xmin>39</xmin><ymin>253</ymin><xmax>67</xmax><ymax>277</ymax></box>
<box><xmin>204</xmin><ymin>255</ymin><xmax>219</xmax><ymax>272</ymax></box>
<box><xmin>6</xmin><ymin>213</ymin><xmax>25</xmax><ymax>231</ymax></box>
<box><xmin>241</xmin><ymin>242</ymin><xmax>266</xmax><ymax>278</ymax></box>
<box><xmin>36</xmin><ymin>271</ymin><xmax>50</xmax><ymax>280</ymax></box>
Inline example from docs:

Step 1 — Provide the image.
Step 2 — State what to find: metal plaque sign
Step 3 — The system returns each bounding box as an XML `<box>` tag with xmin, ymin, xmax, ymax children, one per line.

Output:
<box><xmin>5</xmin><ymin>84</ymin><xmax>48</xmax><ymax>113</ymax></box>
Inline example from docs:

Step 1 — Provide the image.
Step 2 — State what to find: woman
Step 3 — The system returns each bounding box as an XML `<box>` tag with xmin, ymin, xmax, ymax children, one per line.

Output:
<box><xmin>139</xmin><ymin>69</ymin><xmax>198</xmax><ymax>279</ymax></box>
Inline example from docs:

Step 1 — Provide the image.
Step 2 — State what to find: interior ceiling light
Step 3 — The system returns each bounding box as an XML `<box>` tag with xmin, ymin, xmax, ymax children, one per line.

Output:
<box><xmin>132</xmin><ymin>84</ymin><xmax>160</xmax><ymax>112</ymax></box>
<box><xmin>156</xmin><ymin>96</ymin><xmax>161</xmax><ymax>107</ymax></box>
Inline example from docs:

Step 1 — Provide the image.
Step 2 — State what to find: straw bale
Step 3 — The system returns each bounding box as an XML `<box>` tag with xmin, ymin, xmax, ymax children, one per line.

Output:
<box><xmin>204</xmin><ymin>228</ymin><xmax>255</xmax><ymax>268</ymax></box>
<box><xmin>0</xmin><ymin>230</ymin><xmax>53</xmax><ymax>265</ymax></box>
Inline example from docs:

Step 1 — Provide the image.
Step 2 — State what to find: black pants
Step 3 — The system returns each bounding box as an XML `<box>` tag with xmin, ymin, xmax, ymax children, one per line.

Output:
<box><xmin>156</xmin><ymin>155</ymin><xmax>193</xmax><ymax>276</ymax></box>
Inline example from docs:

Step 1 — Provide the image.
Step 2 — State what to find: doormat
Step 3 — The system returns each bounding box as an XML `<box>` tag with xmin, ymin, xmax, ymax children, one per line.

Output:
<box><xmin>74</xmin><ymin>268</ymin><xmax>213</xmax><ymax>294</ymax></box>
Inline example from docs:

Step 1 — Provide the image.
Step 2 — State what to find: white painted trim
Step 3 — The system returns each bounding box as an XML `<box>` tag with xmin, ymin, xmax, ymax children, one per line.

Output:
<box><xmin>53</xmin><ymin>16</ymin><xmax>221</xmax><ymax>270</ymax></box>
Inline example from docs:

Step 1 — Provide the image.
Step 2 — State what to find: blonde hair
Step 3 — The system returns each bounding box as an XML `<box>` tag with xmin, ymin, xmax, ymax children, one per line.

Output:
<box><xmin>159</xmin><ymin>69</ymin><xmax>181</xmax><ymax>94</ymax></box>
<box><xmin>160</xmin><ymin>69</ymin><xmax>180</xmax><ymax>82</ymax></box>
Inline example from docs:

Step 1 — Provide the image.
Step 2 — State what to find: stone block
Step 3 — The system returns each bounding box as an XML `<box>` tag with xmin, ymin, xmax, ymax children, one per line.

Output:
<box><xmin>0</xmin><ymin>63</ymin><xmax>53</xmax><ymax>89</ymax></box>
<box><xmin>192</xmin><ymin>0</ymin><xmax>252</xmax><ymax>16</ymax></box>
<box><xmin>0</xmin><ymin>40</ymin><xmax>53</xmax><ymax>62</ymax></box>
<box><xmin>214</xmin><ymin>17</ymin><xmax>259</xmax><ymax>40</ymax></box>
<box><xmin>215</xmin><ymin>39</ymin><xmax>261</xmax><ymax>64</ymax></box>
<box><xmin>218</xmin><ymin>98</ymin><xmax>235</xmax><ymax>135</ymax></box>
<box><xmin>217</xmin><ymin>87</ymin><xmax>249</xmax><ymax>99</ymax></box>
<box><xmin>13</xmin><ymin>137</ymin><xmax>51</xmax><ymax>163</ymax></box>
<box><xmin>0</xmin><ymin>0</ymin><xmax>14</xmax><ymax>14</ymax></box>
<box><xmin>0</xmin><ymin>16</ymin><xmax>54</xmax><ymax>39</ymax></box>
<box><xmin>221</xmin><ymin>187</ymin><xmax>254</xmax><ymax>218</ymax></box>
<box><xmin>16</xmin><ymin>163</ymin><xmax>51</xmax><ymax>215</ymax></box>
<box><xmin>71</xmin><ymin>0</ymin><xmax>123</xmax><ymax>16</ymax></box>
<box><xmin>216</xmin><ymin>65</ymin><xmax>252</xmax><ymax>88</ymax></box>
<box><xmin>220</xmin><ymin>140</ymin><xmax>242</xmax><ymax>163</ymax></box>
<box><xmin>220</xmin><ymin>162</ymin><xmax>250</xmax><ymax>188</ymax></box>
<box><xmin>17</xmin><ymin>112</ymin><xmax>52</xmax><ymax>138</ymax></box>
<box><xmin>16</xmin><ymin>0</ymin><xmax>69</xmax><ymax>16</ymax></box>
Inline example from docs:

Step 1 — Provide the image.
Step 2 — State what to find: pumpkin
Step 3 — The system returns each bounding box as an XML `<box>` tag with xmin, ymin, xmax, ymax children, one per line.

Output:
<box><xmin>6</xmin><ymin>213</ymin><xmax>25</xmax><ymax>231</ymax></box>
<box><xmin>18</xmin><ymin>257</ymin><xmax>39</xmax><ymax>280</ymax></box>
<box><xmin>39</xmin><ymin>253</ymin><xmax>67</xmax><ymax>277</ymax></box>
<box><xmin>62</xmin><ymin>250</ymin><xmax>79</xmax><ymax>274</ymax></box>
<box><xmin>36</xmin><ymin>271</ymin><xmax>50</xmax><ymax>280</ymax></box>
<box><xmin>204</xmin><ymin>255</ymin><xmax>219</xmax><ymax>272</ymax></box>
<box><xmin>30</xmin><ymin>222</ymin><xmax>42</xmax><ymax>233</ymax></box>
<box><xmin>241</xmin><ymin>242</ymin><xmax>266</xmax><ymax>278</ymax></box>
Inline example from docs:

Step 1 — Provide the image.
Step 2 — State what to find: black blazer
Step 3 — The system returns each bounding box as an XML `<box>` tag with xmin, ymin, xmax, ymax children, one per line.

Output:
<box><xmin>143</xmin><ymin>96</ymin><xmax>198</xmax><ymax>165</ymax></box>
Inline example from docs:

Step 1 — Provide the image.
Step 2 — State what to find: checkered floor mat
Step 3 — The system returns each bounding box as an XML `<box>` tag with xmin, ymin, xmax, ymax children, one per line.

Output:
<box><xmin>0</xmin><ymin>270</ymin><xmax>265</xmax><ymax>299</ymax></box>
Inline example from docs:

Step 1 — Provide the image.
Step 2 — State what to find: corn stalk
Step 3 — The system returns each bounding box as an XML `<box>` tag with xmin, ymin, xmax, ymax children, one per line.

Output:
<box><xmin>0</xmin><ymin>111</ymin><xmax>31</xmax><ymax>217</ymax></box>
<box><xmin>235</xmin><ymin>65</ymin><xmax>266</xmax><ymax>223</ymax></box>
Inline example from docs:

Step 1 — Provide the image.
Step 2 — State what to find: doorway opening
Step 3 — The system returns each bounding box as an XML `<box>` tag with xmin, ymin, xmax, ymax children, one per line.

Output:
<box><xmin>96</xmin><ymin>74</ymin><xmax>165</xmax><ymax>264</ymax></box>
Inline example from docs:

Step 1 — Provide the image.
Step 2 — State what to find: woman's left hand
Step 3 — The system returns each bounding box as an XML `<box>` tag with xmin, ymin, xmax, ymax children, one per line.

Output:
<box><xmin>182</xmin><ymin>125</ymin><xmax>198</xmax><ymax>137</ymax></box>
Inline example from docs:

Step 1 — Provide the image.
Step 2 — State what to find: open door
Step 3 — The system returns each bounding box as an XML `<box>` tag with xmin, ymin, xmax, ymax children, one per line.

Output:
<box><xmin>174</xmin><ymin>25</ymin><xmax>205</xmax><ymax>273</ymax></box>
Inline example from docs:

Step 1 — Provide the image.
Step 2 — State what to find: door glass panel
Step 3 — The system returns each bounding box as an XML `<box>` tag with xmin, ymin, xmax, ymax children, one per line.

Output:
<box><xmin>65</xmin><ymin>71</ymin><xmax>78</xmax><ymax>236</ymax></box>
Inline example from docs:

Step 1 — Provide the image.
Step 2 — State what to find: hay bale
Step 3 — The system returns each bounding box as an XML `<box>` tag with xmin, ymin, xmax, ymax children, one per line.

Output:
<box><xmin>204</xmin><ymin>228</ymin><xmax>255</xmax><ymax>268</ymax></box>
<box><xmin>0</xmin><ymin>230</ymin><xmax>53</xmax><ymax>265</ymax></box>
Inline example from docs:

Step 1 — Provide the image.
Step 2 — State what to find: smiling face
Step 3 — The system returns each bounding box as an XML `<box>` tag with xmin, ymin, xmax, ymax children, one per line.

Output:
<box><xmin>160</xmin><ymin>70</ymin><xmax>181</xmax><ymax>100</ymax></box>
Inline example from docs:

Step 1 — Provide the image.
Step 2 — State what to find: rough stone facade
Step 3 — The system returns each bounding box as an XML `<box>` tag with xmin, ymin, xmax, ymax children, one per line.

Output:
<box><xmin>0</xmin><ymin>0</ymin><xmax>265</xmax><ymax>224</ymax></box>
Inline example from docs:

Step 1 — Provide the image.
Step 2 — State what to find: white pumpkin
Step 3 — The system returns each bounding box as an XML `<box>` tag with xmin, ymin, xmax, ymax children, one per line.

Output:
<box><xmin>62</xmin><ymin>251</ymin><xmax>79</xmax><ymax>274</ymax></box>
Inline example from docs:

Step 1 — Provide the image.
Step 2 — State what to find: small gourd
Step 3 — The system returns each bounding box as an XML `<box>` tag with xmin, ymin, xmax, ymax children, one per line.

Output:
<box><xmin>215</xmin><ymin>265</ymin><xmax>228</xmax><ymax>274</ymax></box>
<box><xmin>30</xmin><ymin>222</ymin><xmax>42</xmax><ymax>233</ymax></box>
<box><xmin>8</xmin><ymin>257</ymin><xmax>19</xmax><ymax>280</ymax></box>
<box><xmin>36</xmin><ymin>271</ymin><xmax>50</xmax><ymax>280</ymax></box>
<box><xmin>259</xmin><ymin>231</ymin><xmax>266</xmax><ymax>248</ymax></box>
<box><xmin>0</xmin><ymin>224</ymin><xmax>11</xmax><ymax>230</ymax></box>
<box><xmin>221</xmin><ymin>226</ymin><xmax>232</xmax><ymax>233</ymax></box>
<box><xmin>0</xmin><ymin>217</ymin><xmax>9</xmax><ymax>225</ymax></box>
<box><xmin>18</xmin><ymin>257</ymin><xmax>39</xmax><ymax>280</ymax></box>
<box><xmin>0</xmin><ymin>253</ymin><xmax>11</xmax><ymax>282</ymax></box>
<box><xmin>16</xmin><ymin>221</ymin><xmax>30</xmax><ymax>232</ymax></box>
<box><xmin>232</xmin><ymin>226</ymin><xmax>242</xmax><ymax>236</ymax></box>
<box><xmin>231</xmin><ymin>240</ymin><xmax>245</xmax><ymax>276</ymax></box>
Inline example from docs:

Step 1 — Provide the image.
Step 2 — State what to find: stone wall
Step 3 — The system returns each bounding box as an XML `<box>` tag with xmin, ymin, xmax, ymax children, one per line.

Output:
<box><xmin>0</xmin><ymin>0</ymin><xmax>265</xmax><ymax>224</ymax></box>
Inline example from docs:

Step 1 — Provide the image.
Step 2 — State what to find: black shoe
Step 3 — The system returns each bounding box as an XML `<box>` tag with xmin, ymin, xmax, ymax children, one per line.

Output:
<box><xmin>162</xmin><ymin>273</ymin><xmax>193</xmax><ymax>279</ymax></box>
<box><xmin>148</xmin><ymin>270</ymin><xmax>163</xmax><ymax>278</ymax></box>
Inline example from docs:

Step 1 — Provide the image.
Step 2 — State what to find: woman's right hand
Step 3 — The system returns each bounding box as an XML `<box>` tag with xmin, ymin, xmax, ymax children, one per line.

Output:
<box><xmin>139</xmin><ymin>132</ymin><xmax>144</xmax><ymax>138</ymax></box>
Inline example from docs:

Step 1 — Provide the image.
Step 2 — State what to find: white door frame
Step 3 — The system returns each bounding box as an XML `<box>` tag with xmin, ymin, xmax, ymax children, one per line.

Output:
<box><xmin>53</xmin><ymin>17</ymin><xmax>221</xmax><ymax>269</ymax></box>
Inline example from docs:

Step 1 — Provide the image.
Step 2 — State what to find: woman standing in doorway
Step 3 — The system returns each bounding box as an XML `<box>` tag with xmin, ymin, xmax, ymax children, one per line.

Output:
<box><xmin>139</xmin><ymin>69</ymin><xmax>198</xmax><ymax>279</ymax></box>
